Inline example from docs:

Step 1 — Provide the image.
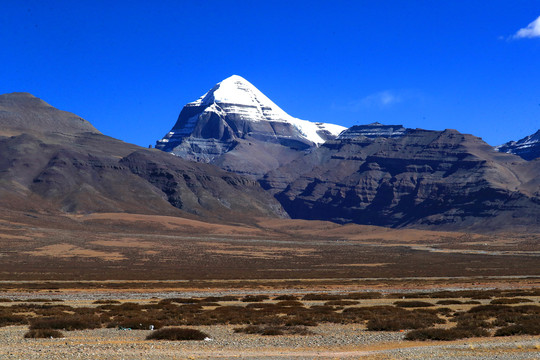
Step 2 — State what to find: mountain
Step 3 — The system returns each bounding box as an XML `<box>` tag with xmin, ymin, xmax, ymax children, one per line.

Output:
<box><xmin>0</xmin><ymin>92</ymin><xmax>286</xmax><ymax>221</ymax></box>
<box><xmin>260</xmin><ymin>128</ymin><xmax>540</xmax><ymax>232</ymax></box>
<box><xmin>496</xmin><ymin>129</ymin><xmax>540</xmax><ymax>160</ymax></box>
<box><xmin>337</xmin><ymin>122</ymin><xmax>409</xmax><ymax>139</ymax></box>
<box><xmin>156</xmin><ymin>75</ymin><xmax>346</xmax><ymax>178</ymax></box>
<box><xmin>0</xmin><ymin>92</ymin><xmax>99</xmax><ymax>136</ymax></box>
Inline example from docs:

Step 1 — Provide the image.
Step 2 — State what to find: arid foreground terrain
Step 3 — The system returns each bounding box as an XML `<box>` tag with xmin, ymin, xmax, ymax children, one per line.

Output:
<box><xmin>0</xmin><ymin>209</ymin><xmax>539</xmax><ymax>359</ymax></box>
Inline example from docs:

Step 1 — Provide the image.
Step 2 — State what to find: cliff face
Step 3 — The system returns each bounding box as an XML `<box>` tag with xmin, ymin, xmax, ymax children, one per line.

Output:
<box><xmin>261</xmin><ymin>129</ymin><xmax>540</xmax><ymax>231</ymax></box>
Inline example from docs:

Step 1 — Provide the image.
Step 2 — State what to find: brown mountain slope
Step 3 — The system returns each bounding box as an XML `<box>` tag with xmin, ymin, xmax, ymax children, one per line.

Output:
<box><xmin>0</xmin><ymin>92</ymin><xmax>99</xmax><ymax>135</ymax></box>
<box><xmin>0</xmin><ymin>93</ymin><xmax>286</xmax><ymax>221</ymax></box>
<box><xmin>260</xmin><ymin>129</ymin><xmax>540</xmax><ymax>232</ymax></box>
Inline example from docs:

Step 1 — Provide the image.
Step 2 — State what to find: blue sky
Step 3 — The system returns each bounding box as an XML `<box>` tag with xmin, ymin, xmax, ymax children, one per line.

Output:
<box><xmin>1</xmin><ymin>1</ymin><xmax>539</xmax><ymax>146</ymax></box>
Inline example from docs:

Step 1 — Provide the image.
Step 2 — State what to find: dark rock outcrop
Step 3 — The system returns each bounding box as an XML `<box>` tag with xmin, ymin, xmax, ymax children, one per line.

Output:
<box><xmin>261</xmin><ymin>129</ymin><xmax>540</xmax><ymax>231</ymax></box>
<box><xmin>337</xmin><ymin>122</ymin><xmax>408</xmax><ymax>139</ymax></box>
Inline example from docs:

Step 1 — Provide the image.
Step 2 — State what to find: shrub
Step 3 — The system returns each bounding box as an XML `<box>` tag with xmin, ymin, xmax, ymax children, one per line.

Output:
<box><xmin>276</xmin><ymin>300</ymin><xmax>304</xmax><ymax>307</ymax></box>
<box><xmin>394</xmin><ymin>301</ymin><xmax>434</xmax><ymax>308</ymax></box>
<box><xmin>203</xmin><ymin>295</ymin><xmax>239</xmax><ymax>302</ymax></box>
<box><xmin>436</xmin><ymin>300</ymin><xmax>463</xmax><ymax>305</ymax></box>
<box><xmin>302</xmin><ymin>294</ymin><xmax>342</xmax><ymax>301</ymax></box>
<box><xmin>198</xmin><ymin>302</ymin><xmax>220</xmax><ymax>307</ymax></box>
<box><xmin>274</xmin><ymin>295</ymin><xmax>299</xmax><ymax>301</ymax></box>
<box><xmin>345</xmin><ymin>292</ymin><xmax>382</xmax><ymax>300</ymax></box>
<box><xmin>234</xmin><ymin>325</ymin><xmax>311</xmax><ymax>336</ymax></box>
<box><xmin>0</xmin><ymin>314</ymin><xmax>27</xmax><ymax>327</ymax></box>
<box><xmin>405</xmin><ymin>327</ymin><xmax>489</xmax><ymax>341</ymax></box>
<box><xmin>490</xmin><ymin>298</ymin><xmax>533</xmax><ymax>305</ymax></box>
<box><xmin>24</xmin><ymin>329</ymin><xmax>64</xmax><ymax>338</ymax></box>
<box><xmin>93</xmin><ymin>300</ymin><xmax>120</xmax><ymax>304</ymax></box>
<box><xmin>109</xmin><ymin>317</ymin><xmax>163</xmax><ymax>330</ymax></box>
<box><xmin>366</xmin><ymin>314</ymin><xmax>440</xmax><ymax>331</ymax></box>
<box><xmin>495</xmin><ymin>319</ymin><xmax>540</xmax><ymax>336</ymax></box>
<box><xmin>436</xmin><ymin>307</ymin><xmax>453</xmax><ymax>316</ymax></box>
<box><xmin>29</xmin><ymin>315</ymin><xmax>101</xmax><ymax>330</ymax></box>
<box><xmin>456</xmin><ymin>318</ymin><xmax>493</xmax><ymax>329</ymax></box>
<box><xmin>168</xmin><ymin>298</ymin><xmax>201</xmax><ymax>304</ymax></box>
<box><xmin>146</xmin><ymin>327</ymin><xmax>209</xmax><ymax>341</ymax></box>
<box><xmin>241</xmin><ymin>295</ymin><xmax>269</xmax><ymax>302</ymax></box>
<box><xmin>324</xmin><ymin>300</ymin><xmax>359</xmax><ymax>306</ymax></box>
<box><xmin>284</xmin><ymin>318</ymin><xmax>317</xmax><ymax>327</ymax></box>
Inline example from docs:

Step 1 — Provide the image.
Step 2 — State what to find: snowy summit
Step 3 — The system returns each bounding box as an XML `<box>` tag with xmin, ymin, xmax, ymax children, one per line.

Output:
<box><xmin>156</xmin><ymin>75</ymin><xmax>346</xmax><ymax>150</ymax></box>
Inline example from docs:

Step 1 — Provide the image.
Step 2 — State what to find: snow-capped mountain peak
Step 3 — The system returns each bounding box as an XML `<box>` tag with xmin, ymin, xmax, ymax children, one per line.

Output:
<box><xmin>195</xmin><ymin>75</ymin><xmax>286</xmax><ymax>112</ymax></box>
<box><xmin>496</xmin><ymin>129</ymin><xmax>540</xmax><ymax>160</ymax></box>
<box><xmin>157</xmin><ymin>75</ymin><xmax>346</xmax><ymax>149</ymax></box>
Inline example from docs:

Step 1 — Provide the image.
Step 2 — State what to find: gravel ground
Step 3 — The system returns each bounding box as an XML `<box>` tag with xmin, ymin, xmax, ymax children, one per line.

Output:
<box><xmin>1</xmin><ymin>287</ymin><xmax>539</xmax><ymax>359</ymax></box>
<box><xmin>1</xmin><ymin>324</ymin><xmax>538</xmax><ymax>359</ymax></box>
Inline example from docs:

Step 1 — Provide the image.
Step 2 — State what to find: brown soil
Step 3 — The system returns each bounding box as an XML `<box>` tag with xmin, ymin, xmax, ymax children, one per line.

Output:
<box><xmin>0</xmin><ymin>210</ymin><xmax>538</xmax><ymax>281</ymax></box>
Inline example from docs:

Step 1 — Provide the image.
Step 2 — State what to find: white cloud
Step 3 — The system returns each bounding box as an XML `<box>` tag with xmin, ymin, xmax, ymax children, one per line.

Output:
<box><xmin>513</xmin><ymin>15</ymin><xmax>540</xmax><ymax>39</ymax></box>
<box><xmin>350</xmin><ymin>90</ymin><xmax>402</xmax><ymax>110</ymax></box>
<box><xmin>338</xmin><ymin>89</ymin><xmax>426</xmax><ymax>112</ymax></box>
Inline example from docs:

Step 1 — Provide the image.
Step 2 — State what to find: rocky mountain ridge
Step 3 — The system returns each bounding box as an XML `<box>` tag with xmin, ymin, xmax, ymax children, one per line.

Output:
<box><xmin>0</xmin><ymin>92</ymin><xmax>99</xmax><ymax>135</ymax></box>
<box><xmin>0</xmin><ymin>92</ymin><xmax>286</xmax><ymax>221</ymax></box>
<box><xmin>496</xmin><ymin>129</ymin><xmax>540</xmax><ymax>161</ymax></box>
<box><xmin>259</xmin><ymin>128</ymin><xmax>540</xmax><ymax>231</ymax></box>
<box><xmin>337</xmin><ymin>122</ymin><xmax>409</xmax><ymax>139</ymax></box>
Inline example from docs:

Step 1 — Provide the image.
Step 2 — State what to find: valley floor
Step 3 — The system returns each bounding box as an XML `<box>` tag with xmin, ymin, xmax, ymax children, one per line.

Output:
<box><xmin>0</xmin><ymin>210</ymin><xmax>539</xmax><ymax>358</ymax></box>
<box><xmin>0</xmin><ymin>210</ymin><xmax>539</xmax><ymax>280</ymax></box>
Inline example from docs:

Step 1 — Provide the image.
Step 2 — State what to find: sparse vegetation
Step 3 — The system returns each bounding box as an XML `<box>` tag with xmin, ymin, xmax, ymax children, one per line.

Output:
<box><xmin>405</xmin><ymin>327</ymin><xmax>489</xmax><ymax>341</ymax></box>
<box><xmin>0</xmin><ymin>288</ymin><xmax>537</xmax><ymax>343</ymax></box>
<box><xmin>394</xmin><ymin>301</ymin><xmax>434</xmax><ymax>308</ymax></box>
<box><xmin>29</xmin><ymin>315</ymin><xmax>102</xmax><ymax>331</ymax></box>
<box><xmin>490</xmin><ymin>298</ymin><xmax>533</xmax><ymax>305</ymax></box>
<box><xmin>93</xmin><ymin>299</ymin><xmax>120</xmax><ymax>304</ymax></box>
<box><xmin>274</xmin><ymin>295</ymin><xmax>298</xmax><ymax>301</ymax></box>
<box><xmin>24</xmin><ymin>329</ymin><xmax>64</xmax><ymax>338</ymax></box>
<box><xmin>146</xmin><ymin>327</ymin><xmax>209</xmax><ymax>341</ymax></box>
<box><xmin>241</xmin><ymin>295</ymin><xmax>269</xmax><ymax>302</ymax></box>
<box><xmin>495</xmin><ymin>319</ymin><xmax>540</xmax><ymax>336</ymax></box>
<box><xmin>234</xmin><ymin>325</ymin><xmax>312</xmax><ymax>336</ymax></box>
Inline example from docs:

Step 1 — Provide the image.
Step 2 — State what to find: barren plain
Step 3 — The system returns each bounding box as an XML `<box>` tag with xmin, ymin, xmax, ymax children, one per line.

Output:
<box><xmin>0</xmin><ymin>209</ymin><xmax>539</xmax><ymax>359</ymax></box>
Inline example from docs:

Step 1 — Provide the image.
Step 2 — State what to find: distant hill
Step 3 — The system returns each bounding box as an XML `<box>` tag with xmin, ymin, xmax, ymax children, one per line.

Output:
<box><xmin>496</xmin><ymin>129</ymin><xmax>540</xmax><ymax>160</ymax></box>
